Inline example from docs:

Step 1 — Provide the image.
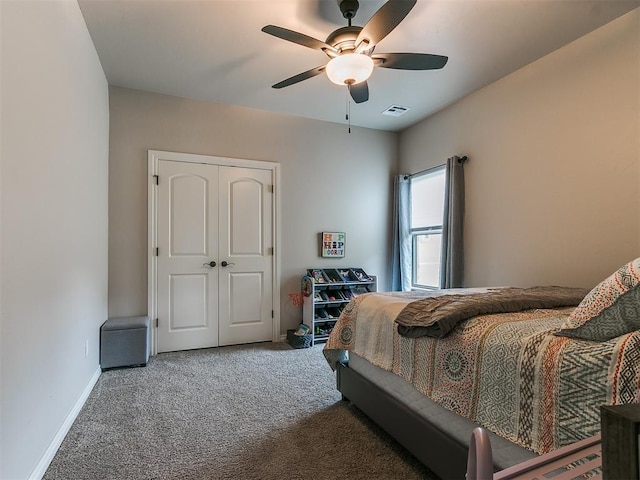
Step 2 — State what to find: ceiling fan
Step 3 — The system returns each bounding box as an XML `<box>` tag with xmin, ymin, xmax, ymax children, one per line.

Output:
<box><xmin>261</xmin><ymin>0</ymin><xmax>448</xmax><ymax>104</ymax></box>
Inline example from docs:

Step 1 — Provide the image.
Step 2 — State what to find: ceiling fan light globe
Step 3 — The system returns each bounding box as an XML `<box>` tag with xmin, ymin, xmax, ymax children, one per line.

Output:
<box><xmin>326</xmin><ymin>53</ymin><xmax>374</xmax><ymax>86</ymax></box>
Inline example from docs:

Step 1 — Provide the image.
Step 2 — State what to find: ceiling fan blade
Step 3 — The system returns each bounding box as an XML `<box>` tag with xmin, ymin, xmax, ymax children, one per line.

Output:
<box><xmin>355</xmin><ymin>0</ymin><xmax>417</xmax><ymax>52</ymax></box>
<box><xmin>373</xmin><ymin>53</ymin><xmax>448</xmax><ymax>70</ymax></box>
<box><xmin>272</xmin><ymin>65</ymin><xmax>326</xmax><ymax>89</ymax></box>
<box><xmin>262</xmin><ymin>25</ymin><xmax>338</xmax><ymax>56</ymax></box>
<box><xmin>349</xmin><ymin>81</ymin><xmax>369</xmax><ymax>104</ymax></box>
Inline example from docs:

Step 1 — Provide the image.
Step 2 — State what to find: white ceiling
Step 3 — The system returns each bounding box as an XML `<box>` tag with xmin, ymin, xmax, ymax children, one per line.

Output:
<box><xmin>78</xmin><ymin>0</ymin><xmax>639</xmax><ymax>132</ymax></box>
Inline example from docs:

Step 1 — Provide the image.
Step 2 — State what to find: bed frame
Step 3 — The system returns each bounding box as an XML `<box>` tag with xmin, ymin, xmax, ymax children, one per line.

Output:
<box><xmin>336</xmin><ymin>359</ymin><xmax>544</xmax><ymax>478</ymax></box>
<box><xmin>337</xmin><ymin>361</ymin><xmax>473</xmax><ymax>479</ymax></box>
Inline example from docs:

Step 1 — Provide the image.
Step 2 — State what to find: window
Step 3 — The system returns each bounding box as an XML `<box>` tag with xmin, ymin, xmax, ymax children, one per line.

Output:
<box><xmin>410</xmin><ymin>166</ymin><xmax>445</xmax><ymax>289</ymax></box>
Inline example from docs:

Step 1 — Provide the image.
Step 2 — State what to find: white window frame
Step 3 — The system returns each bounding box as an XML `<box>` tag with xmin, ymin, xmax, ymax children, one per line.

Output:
<box><xmin>410</xmin><ymin>165</ymin><xmax>445</xmax><ymax>290</ymax></box>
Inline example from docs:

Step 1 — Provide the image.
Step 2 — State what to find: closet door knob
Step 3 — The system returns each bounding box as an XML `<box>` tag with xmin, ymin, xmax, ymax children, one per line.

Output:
<box><xmin>203</xmin><ymin>261</ymin><xmax>217</xmax><ymax>268</ymax></box>
<box><xmin>221</xmin><ymin>261</ymin><xmax>235</xmax><ymax>267</ymax></box>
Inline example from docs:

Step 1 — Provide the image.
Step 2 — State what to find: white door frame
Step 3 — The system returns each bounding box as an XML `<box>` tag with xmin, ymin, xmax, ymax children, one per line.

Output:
<box><xmin>148</xmin><ymin>150</ymin><xmax>281</xmax><ymax>356</ymax></box>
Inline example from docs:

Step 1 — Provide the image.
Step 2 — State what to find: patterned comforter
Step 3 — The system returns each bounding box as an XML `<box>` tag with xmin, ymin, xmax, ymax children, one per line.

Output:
<box><xmin>323</xmin><ymin>291</ymin><xmax>640</xmax><ymax>454</ymax></box>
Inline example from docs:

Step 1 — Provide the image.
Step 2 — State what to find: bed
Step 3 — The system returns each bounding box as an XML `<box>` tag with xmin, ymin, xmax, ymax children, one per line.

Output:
<box><xmin>323</xmin><ymin>259</ymin><xmax>640</xmax><ymax>479</ymax></box>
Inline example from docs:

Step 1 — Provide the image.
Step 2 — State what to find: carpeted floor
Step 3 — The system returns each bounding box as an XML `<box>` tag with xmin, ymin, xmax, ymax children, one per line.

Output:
<box><xmin>44</xmin><ymin>342</ymin><xmax>438</xmax><ymax>480</ymax></box>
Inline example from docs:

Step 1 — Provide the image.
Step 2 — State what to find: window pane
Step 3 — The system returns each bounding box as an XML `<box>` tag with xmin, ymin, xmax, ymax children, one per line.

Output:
<box><xmin>411</xmin><ymin>168</ymin><xmax>445</xmax><ymax>228</ymax></box>
<box><xmin>415</xmin><ymin>233</ymin><xmax>442</xmax><ymax>288</ymax></box>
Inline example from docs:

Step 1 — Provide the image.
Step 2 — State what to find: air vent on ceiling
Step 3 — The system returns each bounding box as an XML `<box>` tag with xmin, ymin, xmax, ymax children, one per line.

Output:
<box><xmin>382</xmin><ymin>105</ymin><xmax>410</xmax><ymax>117</ymax></box>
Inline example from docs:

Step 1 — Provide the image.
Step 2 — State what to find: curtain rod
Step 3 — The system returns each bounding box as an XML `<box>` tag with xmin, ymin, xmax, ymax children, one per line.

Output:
<box><xmin>405</xmin><ymin>155</ymin><xmax>468</xmax><ymax>180</ymax></box>
<box><xmin>406</xmin><ymin>163</ymin><xmax>444</xmax><ymax>180</ymax></box>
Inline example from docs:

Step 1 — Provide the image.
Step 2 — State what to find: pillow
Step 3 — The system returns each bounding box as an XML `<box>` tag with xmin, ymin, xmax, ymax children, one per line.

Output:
<box><xmin>557</xmin><ymin>257</ymin><xmax>640</xmax><ymax>341</ymax></box>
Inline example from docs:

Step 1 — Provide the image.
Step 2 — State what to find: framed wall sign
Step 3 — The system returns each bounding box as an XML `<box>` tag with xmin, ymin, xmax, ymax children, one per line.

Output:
<box><xmin>321</xmin><ymin>232</ymin><xmax>346</xmax><ymax>257</ymax></box>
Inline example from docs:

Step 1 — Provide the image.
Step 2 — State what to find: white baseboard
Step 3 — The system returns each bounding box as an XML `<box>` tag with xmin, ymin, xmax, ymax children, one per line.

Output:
<box><xmin>29</xmin><ymin>367</ymin><xmax>101</xmax><ymax>480</ymax></box>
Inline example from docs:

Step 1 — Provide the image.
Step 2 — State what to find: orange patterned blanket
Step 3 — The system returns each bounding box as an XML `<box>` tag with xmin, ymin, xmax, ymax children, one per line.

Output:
<box><xmin>324</xmin><ymin>291</ymin><xmax>640</xmax><ymax>454</ymax></box>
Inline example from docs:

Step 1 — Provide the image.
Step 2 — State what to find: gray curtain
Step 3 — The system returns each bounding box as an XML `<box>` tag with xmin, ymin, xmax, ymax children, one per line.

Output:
<box><xmin>391</xmin><ymin>174</ymin><xmax>412</xmax><ymax>291</ymax></box>
<box><xmin>440</xmin><ymin>156</ymin><xmax>467</xmax><ymax>289</ymax></box>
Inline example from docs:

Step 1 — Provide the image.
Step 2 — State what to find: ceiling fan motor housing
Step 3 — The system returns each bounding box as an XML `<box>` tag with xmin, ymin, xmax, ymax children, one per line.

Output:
<box><xmin>326</xmin><ymin>26</ymin><xmax>363</xmax><ymax>54</ymax></box>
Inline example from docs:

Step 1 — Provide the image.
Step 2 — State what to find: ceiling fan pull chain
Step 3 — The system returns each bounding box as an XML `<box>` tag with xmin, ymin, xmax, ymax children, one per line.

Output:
<box><xmin>346</xmin><ymin>86</ymin><xmax>351</xmax><ymax>134</ymax></box>
<box><xmin>345</xmin><ymin>86</ymin><xmax>349</xmax><ymax>121</ymax></box>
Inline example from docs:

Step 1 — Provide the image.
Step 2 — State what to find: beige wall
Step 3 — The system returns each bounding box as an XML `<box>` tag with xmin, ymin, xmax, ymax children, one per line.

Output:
<box><xmin>0</xmin><ymin>1</ymin><xmax>109</xmax><ymax>478</ymax></box>
<box><xmin>108</xmin><ymin>87</ymin><xmax>397</xmax><ymax>333</ymax></box>
<box><xmin>399</xmin><ymin>9</ymin><xmax>640</xmax><ymax>289</ymax></box>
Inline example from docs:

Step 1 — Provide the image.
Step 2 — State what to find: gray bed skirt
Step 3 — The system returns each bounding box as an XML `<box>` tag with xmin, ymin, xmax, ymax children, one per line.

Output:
<box><xmin>340</xmin><ymin>353</ymin><xmax>538</xmax><ymax>479</ymax></box>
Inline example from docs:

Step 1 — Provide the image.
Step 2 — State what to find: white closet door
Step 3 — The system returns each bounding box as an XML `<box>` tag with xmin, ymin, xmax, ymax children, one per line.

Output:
<box><xmin>218</xmin><ymin>166</ymin><xmax>274</xmax><ymax>346</ymax></box>
<box><xmin>157</xmin><ymin>160</ymin><xmax>219</xmax><ymax>352</ymax></box>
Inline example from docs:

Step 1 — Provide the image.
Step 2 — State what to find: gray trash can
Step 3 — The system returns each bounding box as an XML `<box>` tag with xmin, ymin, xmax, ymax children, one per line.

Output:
<box><xmin>100</xmin><ymin>316</ymin><xmax>150</xmax><ymax>370</ymax></box>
